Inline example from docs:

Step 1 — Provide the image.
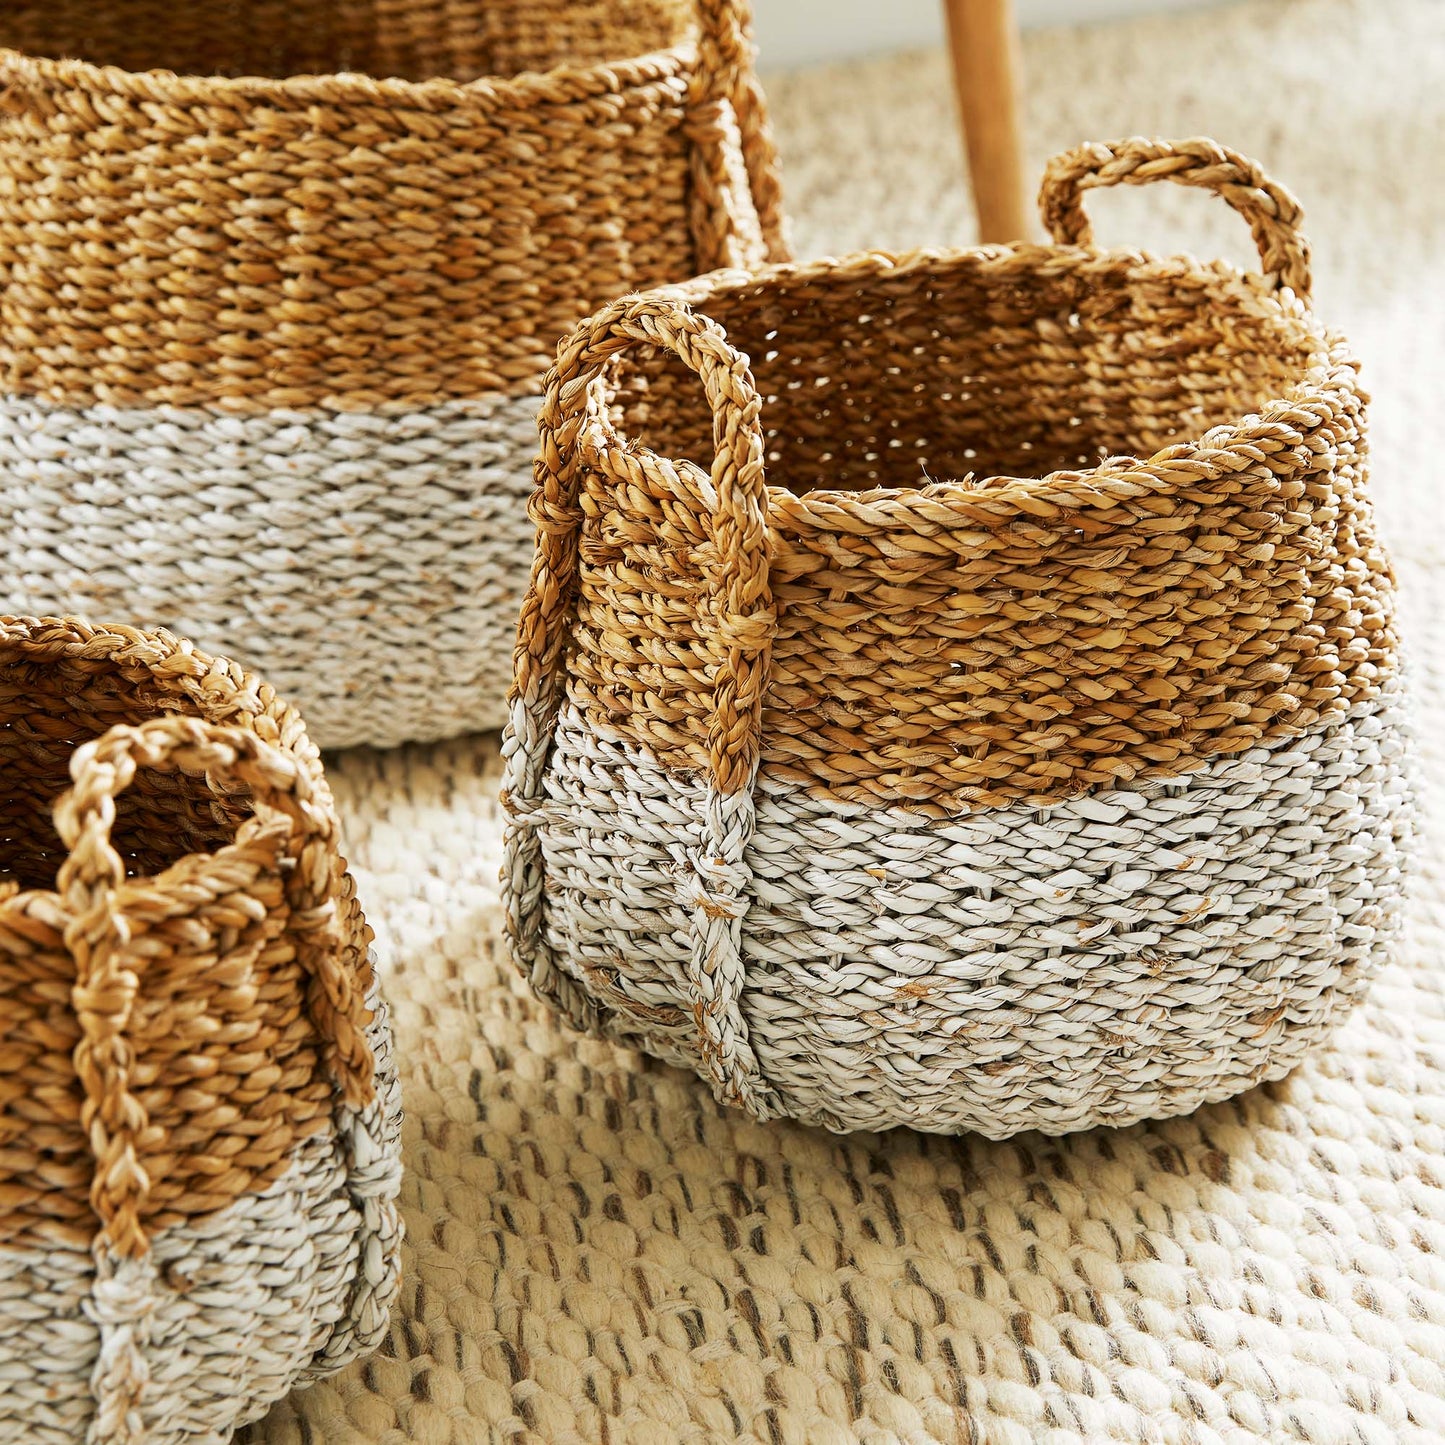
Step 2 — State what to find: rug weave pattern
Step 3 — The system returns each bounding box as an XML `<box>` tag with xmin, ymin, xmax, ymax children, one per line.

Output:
<box><xmin>245</xmin><ymin>1</ymin><xmax>1445</xmax><ymax>1438</ymax></box>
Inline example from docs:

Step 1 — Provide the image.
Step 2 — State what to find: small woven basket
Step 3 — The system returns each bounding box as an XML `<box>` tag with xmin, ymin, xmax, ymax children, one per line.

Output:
<box><xmin>0</xmin><ymin>0</ymin><xmax>787</xmax><ymax>749</ymax></box>
<box><xmin>0</xmin><ymin>618</ymin><xmax>403</xmax><ymax>1443</ymax></box>
<box><xmin>503</xmin><ymin>138</ymin><xmax>1413</xmax><ymax>1138</ymax></box>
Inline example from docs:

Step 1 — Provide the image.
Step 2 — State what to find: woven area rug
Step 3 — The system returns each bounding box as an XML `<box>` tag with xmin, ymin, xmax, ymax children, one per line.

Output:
<box><xmin>244</xmin><ymin>1</ymin><xmax>1445</xmax><ymax>1439</ymax></box>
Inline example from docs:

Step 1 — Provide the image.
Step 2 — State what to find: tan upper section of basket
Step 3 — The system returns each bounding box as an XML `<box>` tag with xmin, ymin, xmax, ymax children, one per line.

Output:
<box><xmin>521</xmin><ymin>213</ymin><xmax>1394</xmax><ymax>810</ymax></box>
<box><xmin>0</xmin><ymin>620</ymin><xmax>377</xmax><ymax>1254</ymax></box>
<box><xmin>0</xmin><ymin>0</ymin><xmax>784</xmax><ymax>410</ymax></box>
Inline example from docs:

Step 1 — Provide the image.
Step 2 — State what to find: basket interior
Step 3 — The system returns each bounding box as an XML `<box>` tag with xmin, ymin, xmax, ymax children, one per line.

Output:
<box><xmin>0</xmin><ymin>0</ymin><xmax>694</xmax><ymax>82</ymax></box>
<box><xmin>0</xmin><ymin>645</ymin><xmax>246</xmax><ymax>892</ymax></box>
<box><xmin>609</xmin><ymin>256</ymin><xmax>1324</xmax><ymax>494</ymax></box>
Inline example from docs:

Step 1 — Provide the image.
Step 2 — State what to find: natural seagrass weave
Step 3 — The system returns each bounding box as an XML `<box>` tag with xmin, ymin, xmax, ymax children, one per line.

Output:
<box><xmin>0</xmin><ymin>0</ymin><xmax>787</xmax><ymax>749</ymax></box>
<box><xmin>503</xmin><ymin>137</ymin><xmax>1413</xmax><ymax>1139</ymax></box>
<box><xmin>0</xmin><ymin>617</ymin><xmax>403</xmax><ymax>1445</ymax></box>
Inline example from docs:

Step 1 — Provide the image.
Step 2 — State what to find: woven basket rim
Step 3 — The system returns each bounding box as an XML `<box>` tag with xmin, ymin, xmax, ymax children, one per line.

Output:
<box><xmin>0</xmin><ymin>614</ymin><xmax>274</xmax><ymax>691</ymax></box>
<box><xmin>0</xmin><ymin>37</ymin><xmax>697</xmax><ymax>110</ymax></box>
<box><xmin>595</xmin><ymin>242</ymin><xmax>1350</xmax><ymax>519</ymax></box>
<box><xmin>0</xmin><ymin>614</ymin><xmax>318</xmax><ymax>761</ymax></box>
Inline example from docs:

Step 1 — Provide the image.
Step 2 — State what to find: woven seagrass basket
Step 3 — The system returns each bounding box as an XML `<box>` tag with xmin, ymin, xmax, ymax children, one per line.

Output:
<box><xmin>0</xmin><ymin>618</ymin><xmax>403</xmax><ymax>1442</ymax></box>
<box><xmin>502</xmin><ymin>138</ymin><xmax>1414</xmax><ymax>1138</ymax></box>
<box><xmin>0</xmin><ymin>0</ymin><xmax>786</xmax><ymax>750</ymax></box>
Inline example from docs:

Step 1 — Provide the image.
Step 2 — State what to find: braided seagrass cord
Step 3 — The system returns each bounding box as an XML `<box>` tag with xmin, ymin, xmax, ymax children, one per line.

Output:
<box><xmin>504</xmin><ymin>138</ymin><xmax>1411</xmax><ymax>1137</ymax></box>
<box><xmin>58</xmin><ymin>721</ymin><xmax>375</xmax><ymax>1263</ymax></box>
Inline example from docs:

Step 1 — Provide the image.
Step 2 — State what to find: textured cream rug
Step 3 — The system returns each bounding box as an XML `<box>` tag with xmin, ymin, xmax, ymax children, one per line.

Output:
<box><xmin>243</xmin><ymin>1</ymin><xmax>1445</xmax><ymax>1440</ymax></box>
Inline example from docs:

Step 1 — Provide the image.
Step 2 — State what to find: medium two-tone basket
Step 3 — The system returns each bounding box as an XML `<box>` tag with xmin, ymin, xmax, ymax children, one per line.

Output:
<box><xmin>502</xmin><ymin>138</ymin><xmax>1414</xmax><ymax>1138</ymax></box>
<box><xmin>0</xmin><ymin>619</ymin><xmax>402</xmax><ymax>1443</ymax></box>
<box><xmin>0</xmin><ymin>0</ymin><xmax>787</xmax><ymax>749</ymax></box>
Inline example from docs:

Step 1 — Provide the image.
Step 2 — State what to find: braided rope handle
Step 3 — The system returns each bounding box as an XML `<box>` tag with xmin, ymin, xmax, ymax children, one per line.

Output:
<box><xmin>512</xmin><ymin>290</ymin><xmax>774</xmax><ymax>794</ymax></box>
<box><xmin>1039</xmin><ymin>137</ymin><xmax>1312</xmax><ymax>301</ymax></box>
<box><xmin>690</xmin><ymin>0</ymin><xmax>791</xmax><ymax>267</ymax></box>
<box><xmin>504</xmin><ymin>290</ymin><xmax>781</xmax><ymax>1119</ymax></box>
<box><xmin>54</xmin><ymin>716</ymin><xmax>375</xmax><ymax>1259</ymax></box>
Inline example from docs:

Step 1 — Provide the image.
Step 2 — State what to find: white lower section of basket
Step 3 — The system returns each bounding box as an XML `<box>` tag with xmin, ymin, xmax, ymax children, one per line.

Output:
<box><xmin>0</xmin><ymin>987</ymin><xmax>404</xmax><ymax>1445</ymax></box>
<box><xmin>527</xmin><ymin>681</ymin><xmax>1414</xmax><ymax>1137</ymax></box>
<box><xmin>0</xmin><ymin>394</ymin><xmax>543</xmax><ymax>748</ymax></box>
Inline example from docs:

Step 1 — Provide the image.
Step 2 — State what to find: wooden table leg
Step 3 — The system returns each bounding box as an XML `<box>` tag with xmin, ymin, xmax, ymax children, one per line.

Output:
<box><xmin>942</xmin><ymin>0</ymin><xmax>1028</xmax><ymax>243</ymax></box>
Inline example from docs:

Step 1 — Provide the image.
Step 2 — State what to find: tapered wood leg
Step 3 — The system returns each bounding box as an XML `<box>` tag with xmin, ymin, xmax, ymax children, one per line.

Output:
<box><xmin>942</xmin><ymin>0</ymin><xmax>1028</xmax><ymax>242</ymax></box>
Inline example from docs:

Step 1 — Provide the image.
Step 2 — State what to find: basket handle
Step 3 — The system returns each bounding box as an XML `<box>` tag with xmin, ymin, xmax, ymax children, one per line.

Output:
<box><xmin>512</xmin><ymin>290</ymin><xmax>773</xmax><ymax>797</ymax></box>
<box><xmin>690</xmin><ymin>0</ymin><xmax>791</xmax><ymax>266</ymax></box>
<box><xmin>54</xmin><ymin>716</ymin><xmax>375</xmax><ymax>1259</ymax></box>
<box><xmin>505</xmin><ymin>290</ymin><xmax>780</xmax><ymax>1120</ymax></box>
<box><xmin>1038</xmin><ymin>137</ymin><xmax>1312</xmax><ymax>301</ymax></box>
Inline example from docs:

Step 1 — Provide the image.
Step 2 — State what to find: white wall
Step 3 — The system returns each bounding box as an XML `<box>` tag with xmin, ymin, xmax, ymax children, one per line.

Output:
<box><xmin>753</xmin><ymin>0</ymin><xmax>1221</xmax><ymax>70</ymax></box>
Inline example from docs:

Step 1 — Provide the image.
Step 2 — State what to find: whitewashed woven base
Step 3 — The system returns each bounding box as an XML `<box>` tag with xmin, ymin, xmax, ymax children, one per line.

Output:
<box><xmin>0</xmin><ymin>986</ymin><xmax>403</xmax><ymax>1444</ymax></box>
<box><xmin>526</xmin><ymin>684</ymin><xmax>1413</xmax><ymax>1135</ymax></box>
<box><xmin>0</xmin><ymin>394</ymin><xmax>541</xmax><ymax>748</ymax></box>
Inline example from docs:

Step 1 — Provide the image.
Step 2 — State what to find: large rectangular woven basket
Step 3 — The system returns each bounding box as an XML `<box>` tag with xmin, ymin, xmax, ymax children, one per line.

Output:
<box><xmin>502</xmin><ymin>138</ymin><xmax>1413</xmax><ymax>1140</ymax></box>
<box><xmin>0</xmin><ymin>0</ymin><xmax>787</xmax><ymax>748</ymax></box>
